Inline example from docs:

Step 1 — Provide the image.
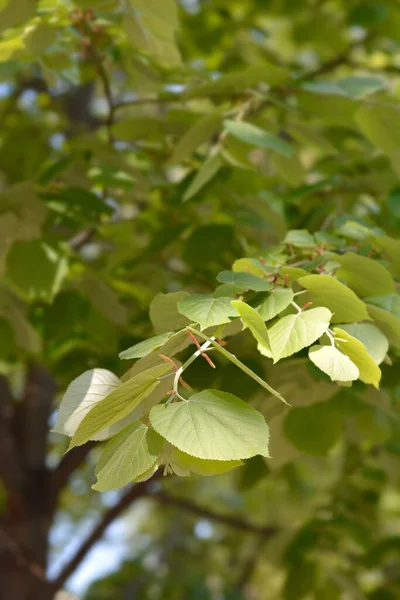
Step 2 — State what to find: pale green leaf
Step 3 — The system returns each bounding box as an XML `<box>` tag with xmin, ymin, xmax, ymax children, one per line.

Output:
<box><xmin>223</xmin><ymin>120</ymin><xmax>294</xmax><ymax>157</ymax></box>
<box><xmin>336</xmin><ymin>252</ymin><xmax>396</xmax><ymax>297</ymax></box>
<box><xmin>308</xmin><ymin>345</ymin><xmax>359</xmax><ymax>382</ymax></box>
<box><xmin>257</xmin><ymin>288</ymin><xmax>294</xmax><ymax>321</ymax></box>
<box><xmin>284</xmin><ymin>229</ymin><xmax>315</xmax><ymax>248</ymax></box>
<box><xmin>278</xmin><ymin>267</ymin><xmax>308</xmax><ymax>281</ymax></box>
<box><xmin>53</xmin><ymin>368</ymin><xmax>121</xmax><ymax>439</ymax></box>
<box><xmin>270</xmin><ymin>153</ymin><xmax>304</xmax><ymax>187</ymax></box>
<box><xmin>149</xmin><ymin>291</ymin><xmax>190</xmax><ymax>334</ymax></box>
<box><xmin>367</xmin><ymin>304</ymin><xmax>400</xmax><ymax>349</ymax></box>
<box><xmin>150</xmin><ymin>390</ymin><xmax>270</xmax><ymax>460</ymax></box>
<box><xmin>93</xmin><ymin>422</ymin><xmax>163</xmax><ymax>491</ymax></box>
<box><xmin>337</xmin><ymin>323</ymin><xmax>388</xmax><ymax>365</ymax></box>
<box><xmin>183</xmin><ymin>153</ymin><xmax>222</xmax><ymax>202</ymax></box>
<box><xmin>169</xmin><ymin>448</ymin><xmax>242</xmax><ymax>476</ymax></box>
<box><xmin>298</xmin><ymin>274</ymin><xmax>370</xmax><ymax>323</ymax></box>
<box><xmin>231</xmin><ymin>300</ymin><xmax>272</xmax><ymax>357</ymax></box>
<box><xmin>217</xmin><ymin>271</ymin><xmax>272</xmax><ymax>292</ymax></box>
<box><xmin>69</xmin><ymin>363</ymin><xmax>172</xmax><ymax>449</ymax></box>
<box><xmin>268</xmin><ymin>307</ymin><xmax>332</xmax><ymax>361</ymax></box>
<box><xmin>178</xmin><ymin>294</ymin><xmax>238</xmax><ymax>330</ymax></box>
<box><xmin>232</xmin><ymin>258</ymin><xmax>266</xmax><ymax>277</ymax></box>
<box><xmin>119</xmin><ymin>332</ymin><xmax>174</xmax><ymax>360</ymax></box>
<box><xmin>337</xmin><ymin>76</ymin><xmax>385</xmax><ymax>99</ymax></box>
<box><xmin>365</xmin><ymin>294</ymin><xmax>400</xmax><ymax>319</ymax></box>
<box><xmin>0</xmin><ymin>37</ymin><xmax>24</xmax><ymax>62</ymax></box>
<box><xmin>303</xmin><ymin>76</ymin><xmax>385</xmax><ymax>100</ymax></box>
<box><xmin>334</xmin><ymin>327</ymin><xmax>381</xmax><ymax>388</ymax></box>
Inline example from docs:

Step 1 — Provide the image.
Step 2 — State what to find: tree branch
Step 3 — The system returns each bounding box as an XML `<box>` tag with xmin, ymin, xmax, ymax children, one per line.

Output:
<box><xmin>152</xmin><ymin>491</ymin><xmax>279</xmax><ymax>537</ymax></box>
<box><xmin>51</xmin><ymin>472</ymin><xmax>162</xmax><ymax>590</ymax></box>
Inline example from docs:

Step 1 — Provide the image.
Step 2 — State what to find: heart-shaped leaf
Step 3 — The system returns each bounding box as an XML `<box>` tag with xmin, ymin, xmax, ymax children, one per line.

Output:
<box><xmin>334</xmin><ymin>327</ymin><xmax>381</xmax><ymax>388</ymax></box>
<box><xmin>308</xmin><ymin>345</ymin><xmax>359</xmax><ymax>382</ymax></box>
<box><xmin>93</xmin><ymin>422</ymin><xmax>163</xmax><ymax>491</ymax></box>
<box><xmin>298</xmin><ymin>274</ymin><xmax>370</xmax><ymax>323</ymax></box>
<box><xmin>178</xmin><ymin>294</ymin><xmax>238</xmax><ymax>330</ymax></box>
<box><xmin>150</xmin><ymin>390</ymin><xmax>269</xmax><ymax>460</ymax></box>
<box><xmin>268</xmin><ymin>307</ymin><xmax>332</xmax><ymax>361</ymax></box>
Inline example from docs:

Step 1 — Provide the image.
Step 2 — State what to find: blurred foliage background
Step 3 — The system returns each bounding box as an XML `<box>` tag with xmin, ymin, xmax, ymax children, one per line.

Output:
<box><xmin>1</xmin><ymin>0</ymin><xmax>400</xmax><ymax>599</ymax></box>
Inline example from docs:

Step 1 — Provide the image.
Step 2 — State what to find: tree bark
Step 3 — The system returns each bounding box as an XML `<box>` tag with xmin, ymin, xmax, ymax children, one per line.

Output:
<box><xmin>0</xmin><ymin>368</ymin><xmax>57</xmax><ymax>600</ymax></box>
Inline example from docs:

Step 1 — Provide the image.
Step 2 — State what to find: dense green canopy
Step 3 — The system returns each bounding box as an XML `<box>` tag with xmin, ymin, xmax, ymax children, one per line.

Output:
<box><xmin>1</xmin><ymin>0</ymin><xmax>400</xmax><ymax>599</ymax></box>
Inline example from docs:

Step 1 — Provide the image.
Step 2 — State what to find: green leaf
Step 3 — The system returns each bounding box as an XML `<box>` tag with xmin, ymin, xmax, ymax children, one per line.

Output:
<box><xmin>257</xmin><ymin>288</ymin><xmax>294</xmax><ymax>321</ymax></box>
<box><xmin>168</xmin><ymin>110</ymin><xmax>224</xmax><ymax>164</ymax></box>
<box><xmin>336</xmin><ymin>252</ymin><xmax>396</xmax><ymax>297</ymax></box>
<box><xmin>178</xmin><ymin>294</ymin><xmax>238</xmax><ymax>330</ymax></box>
<box><xmin>128</xmin><ymin>0</ymin><xmax>181</xmax><ymax>67</ymax></box>
<box><xmin>0</xmin><ymin>0</ymin><xmax>36</xmax><ymax>32</ymax></box>
<box><xmin>308</xmin><ymin>345</ymin><xmax>359</xmax><ymax>382</ymax></box>
<box><xmin>183</xmin><ymin>153</ymin><xmax>222</xmax><ymax>202</ymax></box>
<box><xmin>53</xmin><ymin>368</ymin><xmax>121</xmax><ymax>439</ymax></box>
<box><xmin>278</xmin><ymin>267</ymin><xmax>308</xmax><ymax>281</ymax></box>
<box><xmin>184</xmin><ymin>64</ymin><xmax>289</xmax><ymax>99</ymax></box>
<box><xmin>119</xmin><ymin>332</ymin><xmax>174</xmax><ymax>360</ymax></box>
<box><xmin>372</xmin><ymin>235</ymin><xmax>400</xmax><ymax>279</ymax></box>
<box><xmin>297</xmin><ymin>274</ymin><xmax>370</xmax><ymax>323</ymax></box>
<box><xmin>231</xmin><ymin>300</ymin><xmax>272</xmax><ymax>357</ymax></box>
<box><xmin>169</xmin><ymin>448</ymin><xmax>242</xmax><ymax>476</ymax></box>
<box><xmin>223</xmin><ymin>120</ymin><xmax>294</xmax><ymax>157</ymax></box>
<box><xmin>365</xmin><ymin>294</ymin><xmax>400</xmax><ymax>319</ymax></box>
<box><xmin>0</xmin><ymin>37</ymin><xmax>24</xmax><ymax>62</ymax></box>
<box><xmin>337</xmin><ymin>76</ymin><xmax>385</xmax><ymax>99</ymax></box>
<box><xmin>69</xmin><ymin>363</ymin><xmax>172</xmax><ymax>449</ymax></box>
<box><xmin>367</xmin><ymin>304</ymin><xmax>400</xmax><ymax>349</ymax></box>
<box><xmin>303</xmin><ymin>76</ymin><xmax>384</xmax><ymax>100</ymax></box>
<box><xmin>150</xmin><ymin>390</ymin><xmax>270</xmax><ymax>460</ymax></box>
<box><xmin>333</xmin><ymin>328</ymin><xmax>381</xmax><ymax>388</ymax></box>
<box><xmin>217</xmin><ymin>271</ymin><xmax>272</xmax><ymax>292</ymax></box>
<box><xmin>7</xmin><ymin>241</ymin><xmax>68</xmax><ymax>302</ymax></box>
<box><xmin>232</xmin><ymin>258</ymin><xmax>266</xmax><ymax>277</ymax></box>
<box><xmin>93</xmin><ymin>422</ymin><xmax>163</xmax><ymax>491</ymax></box>
<box><xmin>356</xmin><ymin>103</ymin><xmax>400</xmax><ymax>173</ymax></box>
<box><xmin>0</xmin><ymin>285</ymin><xmax>41</xmax><ymax>353</ymax></box>
<box><xmin>284</xmin><ymin>560</ymin><xmax>317</xmax><ymax>600</ymax></box>
<box><xmin>149</xmin><ymin>291</ymin><xmax>190</xmax><ymax>334</ymax></box>
<box><xmin>268</xmin><ymin>307</ymin><xmax>332</xmax><ymax>362</ymax></box>
<box><xmin>284</xmin><ymin>402</ymin><xmax>341</xmax><ymax>456</ymax></box>
<box><xmin>270</xmin><ymin>153</ymin><xmax>304</xmax><ymax>187</ymax></box>
<box><xmin>337</xmin><ymin>323</ymin><xmax>388</xmax><ymax>365</ymax></box>
<box><xmin>388</xmin><ymin>187</ymin><xmax>400</xmax><ymax>218</ymax></box>
<box><xmin>284</xmin><ymin>229</ymin><xmax>315</xmax><ymax>248</ymax></box>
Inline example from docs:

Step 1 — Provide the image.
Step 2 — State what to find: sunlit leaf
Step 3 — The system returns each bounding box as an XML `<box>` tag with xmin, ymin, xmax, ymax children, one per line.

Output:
<box><xmin>150</xmin><ymin>390</ymin><xmax>270</xmax><ymax>460</ymax></box>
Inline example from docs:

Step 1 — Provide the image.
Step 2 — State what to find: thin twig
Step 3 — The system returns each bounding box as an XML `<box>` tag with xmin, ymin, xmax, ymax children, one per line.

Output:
<box><xmin>50</xmin><ymin>472</ymin><xmax>162</xmax><ymax>590</ymax></box>
<box><xmin>153</xmin><ymin>491</ymin><xmax>279</xmax><ymax>537</ymax></box>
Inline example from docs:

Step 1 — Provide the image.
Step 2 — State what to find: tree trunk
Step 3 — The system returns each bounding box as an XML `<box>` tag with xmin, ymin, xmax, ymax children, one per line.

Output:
<box><xmin>0</xmin><ymin>368</ymin><xmax>58</xmax><ymax>600</ymax></box>
<box><xmin>0</xmin><ymin>472</ymin><xmax>56</xmax><ymax>600</ymax></box>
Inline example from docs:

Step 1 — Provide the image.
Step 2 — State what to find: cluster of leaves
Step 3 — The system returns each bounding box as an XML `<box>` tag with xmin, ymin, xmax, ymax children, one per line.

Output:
<box><xmin>55</xmin><ymin>226</ymin><xmax>400</xmax><ymax>491</ymax></box>
<box><xmin>1</xmin><ymin>0</ymin><xmax>400</xmax><ymax>597</ymax></box>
